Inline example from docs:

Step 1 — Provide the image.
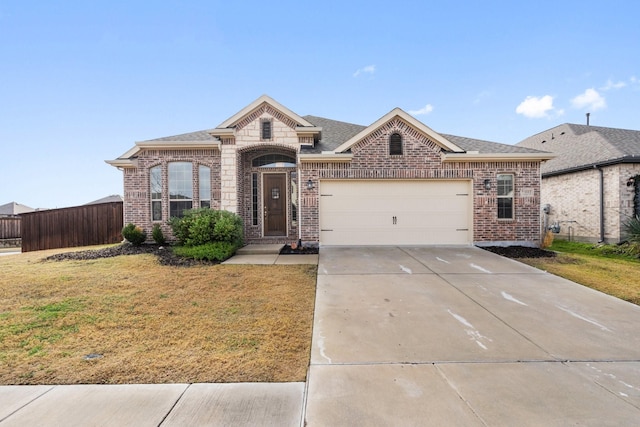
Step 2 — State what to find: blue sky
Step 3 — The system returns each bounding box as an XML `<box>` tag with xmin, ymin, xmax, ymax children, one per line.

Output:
<box><xmin>1</xmin><ymin>0</ymin><xmax>639</xmax><ymax>209</ymax></box>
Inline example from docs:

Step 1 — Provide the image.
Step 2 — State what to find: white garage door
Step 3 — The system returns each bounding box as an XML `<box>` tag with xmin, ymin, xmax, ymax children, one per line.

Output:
<box><xmin>319</xmin><ymin>180</ymin><xmax>472</xmax><ymax>246</ymax></box>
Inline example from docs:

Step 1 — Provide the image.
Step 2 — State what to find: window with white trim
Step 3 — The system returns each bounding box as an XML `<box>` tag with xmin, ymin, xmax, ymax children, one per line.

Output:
<box><xmin>497</xmin><ymin>174</ymin><xmax>514</xmax><ymax>219</ymax></box>
<box><xmin>150</xmin><ymin>165</ymin><xmax>162</xmax><ymax>221</ymax></box>
<box><xmin>169</xmin><ymin>162</ymin><xmax>193</xmax><ymax>218</ymax></box>
<box><xmin>199</xmin><ymin>165</ymin><xmax>211</xmax><ymax>208</ymax></box>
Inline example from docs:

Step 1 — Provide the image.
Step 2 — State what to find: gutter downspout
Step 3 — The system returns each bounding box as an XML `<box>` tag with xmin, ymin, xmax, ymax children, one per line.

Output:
<box><xmin>596</xmin><ymin>166</ymin><xmax>605</xmax><ymax>242</ymax></box>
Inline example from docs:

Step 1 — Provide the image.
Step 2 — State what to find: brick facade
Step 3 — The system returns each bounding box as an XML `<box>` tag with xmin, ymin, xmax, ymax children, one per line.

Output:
<box><xmin>542</xmin><ymin>164</ymin><xmax>640</xmax><ymax>243</ymax></box>
<box><xmin>114</xmin><ymin>97</ymin><xmax>546</xmax><ymax>247</ymax></box>
<box><xmin>300</xmin><ymin>124</ymin><xmax>542</xmax><ymax>246</ymax></box>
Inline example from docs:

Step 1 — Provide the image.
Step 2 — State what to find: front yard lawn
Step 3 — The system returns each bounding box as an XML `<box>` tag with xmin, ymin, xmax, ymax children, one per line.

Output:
<box><xmin>0</xmin><ymin>246</ymin><xmax>317</xmax><ymax>385</ymax></box>
<box><xmin>516</xmin><ymin>240</ymin><xmax>640</xmax><ymax>305</ymax></box>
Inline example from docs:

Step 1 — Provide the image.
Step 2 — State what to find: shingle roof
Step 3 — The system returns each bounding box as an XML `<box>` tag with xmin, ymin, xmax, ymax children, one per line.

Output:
<box><xmin>440</xmin><ymin>134</ymin><xmax>546</xmax><ymax>155</ymax></box>
<box><xmin>0</xmin><ymin>202</ymin><xmax>35</xmax><ymax>216</ymax></box>
<box><xmin>137</xmin><ymin>116</ymin><xmax>548</xmax><ymax>156</ymax></box>
<box><xmin>301</xmin><ymin>115</ymin><xmax>367</xmax><ymax>153</ymax></box>
<box><xmin>516</xmin><ymin>123</ymin><xmax>640</xmax><ymax>175</ymax></box>
<box><xmin>144</xmin><ymin>130</ymin><xmax>217</xmax><ymax>142</ymax></box>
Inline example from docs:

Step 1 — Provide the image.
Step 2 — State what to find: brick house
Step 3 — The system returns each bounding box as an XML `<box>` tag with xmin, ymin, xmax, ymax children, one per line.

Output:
<box><xmin>517</xmin><ymin>123</ymin><xmax>640</xmax><ymax>243</ymax></box>
<box><xmin>107</xmin><ymin>95</ymin><xmax>552</xmax><ymax>247</ymax></box>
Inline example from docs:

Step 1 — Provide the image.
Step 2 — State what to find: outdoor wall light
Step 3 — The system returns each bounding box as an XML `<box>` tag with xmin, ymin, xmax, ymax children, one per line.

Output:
<box><xmin>483</xmin><ymin>179</ymin><xmax>491</xmax><ymax>191</ymax></box>
<box><xmin>627</xmin><ymin>177</ymin><xmax>636</xmax><ymax>187</ymax></box>
<box><xmin>307</xmin><ymin>179</ymin><xmax>315</xmax><ymax>190</ymax></box>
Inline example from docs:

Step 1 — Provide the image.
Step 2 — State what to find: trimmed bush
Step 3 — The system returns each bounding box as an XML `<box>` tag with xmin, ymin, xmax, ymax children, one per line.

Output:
<box><xmin>172</xmin><ymin>242</ymin><xmax>237</xmax><ymax>262</ymax></box>
<box><xmin>122</xmin><ymin>223</ymin><xmax>147</xmax><ymax>246</ymax></box>
<box><xmin>152</xmin><ymin>224</ymin><xmax>166</xmax><ymax>245</ymax></box>
<box><xmin>169</xmin><ymin>209</ymin><xmax>243</xmax><ymax>247</ymax></box>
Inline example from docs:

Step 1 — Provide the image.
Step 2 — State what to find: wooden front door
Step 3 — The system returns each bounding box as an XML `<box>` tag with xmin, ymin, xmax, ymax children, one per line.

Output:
<box><xmin>263</xmin><ymin>173</ymin><xmax>287</xmax><ymax>236</ymax></box>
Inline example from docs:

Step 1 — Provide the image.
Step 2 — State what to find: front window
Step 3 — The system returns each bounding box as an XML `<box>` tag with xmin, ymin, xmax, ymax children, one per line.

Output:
<box><xmin>199</xmin><ymin>165</ymin><xmax>211</xmax><ymax>208</ymax></box>
<box><xmin>150</xmin><ymin>166</ymin><xmax>162</xmax><ymax>221</ymax></box>
<box><xmin>497</xmin><ymin>174</ymin><xmax>514</xmax><ymax>219</ymax></box>
<box><xmin>169</xmin><ymin>162</ymin><xmax>193</xmax><ymax>218</ymax></box>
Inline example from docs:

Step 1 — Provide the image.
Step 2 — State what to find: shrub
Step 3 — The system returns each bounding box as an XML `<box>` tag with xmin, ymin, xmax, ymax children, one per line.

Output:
<box><xmin>169</xmin><ymin>209</ymin><xmax>243</xmax><ymax>246</ymax></box>
<box><xmin>172</xmin><ymin>242</ymin><xmax>238</xmax><ymax>262</ymax></box>
<box><xmin>152</xmin><ymin>224</ymin><xmax>166</xmax><ymax>245</ymax></box>
<box><xmin>122</xmin><ymin>223</ymin><xmax>147</xmax><ymax>246</ymax></box>
<box><xmin>623</xmin><ymin>216</ymin><xmax>640</xmax><ymax>244</ymax></box>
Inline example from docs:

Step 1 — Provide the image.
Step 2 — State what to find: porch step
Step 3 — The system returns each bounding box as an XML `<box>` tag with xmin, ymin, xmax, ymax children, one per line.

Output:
<box><xmin>236</xmin><ymin>244</ymin><xmax>285</xmax><ymax>255</ymax></box>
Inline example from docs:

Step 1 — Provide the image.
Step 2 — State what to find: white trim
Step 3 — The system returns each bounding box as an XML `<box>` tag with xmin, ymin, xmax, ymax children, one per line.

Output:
<box><xmin>442</xmin><ymin>152</ymin><xmax>555</xmax><ymax>162</ymax></box>
<box><xmin>216</xmin><ymin>94</ymin><xmax>315</xmax><ymax>128</ymax></box>
<box><xmin>333</xmin><ymin>108</ymin><xmax>464</xmax><ymax>154</ymax></box>
<box><xmin>298</xmin><ymin>153</ymin><xmax>353</xmax><ymax>163</ymax></box>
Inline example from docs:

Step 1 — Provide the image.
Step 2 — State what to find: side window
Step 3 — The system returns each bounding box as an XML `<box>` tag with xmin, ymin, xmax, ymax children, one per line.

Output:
<box><xmin>389</xmin><ymin>133</ymin><xmax>403</xmax><ymax>155</ymax></box>
<box><xmin>150</xmin><ymin>166</ymin><xmax>162</xmax><ymax>221</ymax></box>
<box><xmin>261</xmin><ymin>120</ymin><xmax>272</xmax><ymax>140</ymax></box>
<box><xmin>169</xmin><ymin>162</ymin><xmax>193</xmax><ymax>218</ymax></box>
<box><xmin>199</xmin><ymin>165</ymin><xmax>211</xmax><ymax>208</ymax></box>
<box><xmin>497</xmin><ymin>174</ymin><xmax>514</xmax><ymax>219</ymax></box>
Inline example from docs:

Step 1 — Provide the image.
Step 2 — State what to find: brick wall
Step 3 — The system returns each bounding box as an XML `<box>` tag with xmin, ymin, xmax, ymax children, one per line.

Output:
<box><xmin>300</xmin><ymin>122</ymin><xmax>542</xmax><ymax>246</ymax></box>
<box><xmin>122</xmin><ymin>148</ymin><xmax>220</xmax><ymax>239</ymax></box>
<box><xmin>542</xmin><ymin>164</ymin><xmax>640</xmax><ymax>243</ymax></box>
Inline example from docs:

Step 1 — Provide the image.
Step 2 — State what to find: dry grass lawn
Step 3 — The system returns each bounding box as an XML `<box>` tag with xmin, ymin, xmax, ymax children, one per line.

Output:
<box><xmin>0</xmin><ymin>246</ymin><xmax>317</xmax><ymax>385</ymax></box>
<box><xmin>519</xmin><ymin>254</ymin><xmax>640</xmax><ymax>305</ymax></box>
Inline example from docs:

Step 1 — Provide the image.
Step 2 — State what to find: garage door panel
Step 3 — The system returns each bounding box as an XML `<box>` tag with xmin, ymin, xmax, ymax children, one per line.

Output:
<box><xmin>319</xmin><ymin>180</ymin><xmax>471</xmax><ymax>246</ymax></box>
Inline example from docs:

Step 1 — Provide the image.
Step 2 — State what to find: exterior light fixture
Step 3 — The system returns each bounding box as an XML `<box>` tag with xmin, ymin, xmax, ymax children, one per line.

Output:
<box><xmin>307</xmin><ymin>179</ymin><xmax>314</xmax><ymax>190</ymax></box>
<box><xmin>483</xmin><ymin>179</ymin><xmax>491</xmax><ymax>191</ymax></box>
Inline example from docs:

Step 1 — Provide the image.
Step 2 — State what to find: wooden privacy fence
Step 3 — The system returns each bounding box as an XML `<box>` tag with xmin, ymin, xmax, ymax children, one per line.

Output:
<box><xmin>21</xmin><ymin>202</ymin><xmax>123</xmax><ymax>252</ymax></box>
<box><xmin>0</xmin><ymin>217</ymin><xmax>21</xmax><ymax>239</ymax></box>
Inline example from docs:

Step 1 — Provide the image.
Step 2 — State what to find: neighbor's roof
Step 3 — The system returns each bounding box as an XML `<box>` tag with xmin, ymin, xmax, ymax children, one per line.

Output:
<box><xmin>0</xmin><ymin>202</ymin><xmax>35</xmax><ymax>216</ymax></box>
<box><xmin>517</xmin><ymin>123</ymin><xmax>640</xmax><ymax>176</ymax></box>
<box><xmin>84</xmin><ymin>195</ymin><xmax>124</xmax><ymax>205</ymax></box>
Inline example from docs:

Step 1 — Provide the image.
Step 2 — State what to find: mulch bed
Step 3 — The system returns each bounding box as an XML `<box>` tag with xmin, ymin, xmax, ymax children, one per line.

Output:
<box><xmin>45</xmin><ymin>243</ymin><xmax>551</xmax><ymax>264</ymax></box>
<box><xmin>481</xmin><ymin>246</ymin><xmax>556</xmax><ymax>259</ymax></box>
<box><xmin>45</xmin><ymin>244</ymin><xmax>216</xmax><ymax>267</ymax></box>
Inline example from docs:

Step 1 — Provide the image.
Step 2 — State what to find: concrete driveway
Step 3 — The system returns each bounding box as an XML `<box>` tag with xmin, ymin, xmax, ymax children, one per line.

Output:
<box><xmin>306</xmin><ymin>246</ymin><xmax>640</xmax><ymax>426</ymax></box>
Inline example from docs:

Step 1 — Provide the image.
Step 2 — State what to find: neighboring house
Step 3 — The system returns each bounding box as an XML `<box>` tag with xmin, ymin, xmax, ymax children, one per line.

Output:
<box><xmin>107</xmin><ymin>95</ymin><xmax>552</xmax><ymax>247</ymax></box>
<box><xmin>84</xmin><ymin>195</ymin><xmax>124</xmax><ymax>205</ymax></box>
<box><xmin>517</xmin><ymin>123</ymin><xmax>640</xmax><ymax>243</ymax></box>
<box><xmin>0</xmin><ymin>202</ymin><xmax>35</xmax><ymax>217</ymax></box>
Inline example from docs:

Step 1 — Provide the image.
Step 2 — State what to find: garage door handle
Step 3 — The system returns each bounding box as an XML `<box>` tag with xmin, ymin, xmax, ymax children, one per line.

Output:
<box><xmin>321</xmin><ymin>229</ymin><xmax>333</xmax><ymax>232</ymax></box>
<box><xmin>456</xmin><ymin>228</ymin><xmax>469</xmax><ymax>231</ymax></box>
<box><xmin>392</xmin><ymin>216</ymin><xmax>397</xmax><ymax>225</ymax></box>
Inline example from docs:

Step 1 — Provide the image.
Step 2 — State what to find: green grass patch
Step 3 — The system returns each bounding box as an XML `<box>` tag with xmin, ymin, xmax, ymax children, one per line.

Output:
<box><xmin>549</xmin><ymin>240</ymin><xmax>640</xmax><ymax>261</ymax></box>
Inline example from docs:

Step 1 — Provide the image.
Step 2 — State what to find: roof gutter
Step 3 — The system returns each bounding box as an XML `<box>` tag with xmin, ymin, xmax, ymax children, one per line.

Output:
<box><xmin>542</xmin><ymin>156</ymin><xmax>640</xmax><ymax>178</ymax></box>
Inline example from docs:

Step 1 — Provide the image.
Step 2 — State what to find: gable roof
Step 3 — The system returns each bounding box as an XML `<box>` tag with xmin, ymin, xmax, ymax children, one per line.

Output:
<box><xmin>0</xmin><ymin>202</ymin><xmax>35</xmax><ymax>216</ymax></box>
<box><xmin>84</xmin><ymin>195</ymin><xmax>124</xmax><ymax>205</ymax></box>
<box><xmin>215</xmin><ymin>94</ymin><xmax>316</xmax><ymax>129</ymax></box>
<box><xmin>516</xmin><ymin>123</ymin><xmax>640</xmax><ymax>176</ymax></box>
<box><xmin>332</xmin><ymin>108</ymin><xmax>465</xmax><ymax>154</ymax></box>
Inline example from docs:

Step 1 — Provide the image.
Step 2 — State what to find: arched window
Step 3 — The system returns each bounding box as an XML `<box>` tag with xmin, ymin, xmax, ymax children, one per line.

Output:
<box><xmin>389</xmin><ymin>133</ymin><xmax>403</xmax><ymax>155</ymax></box>
<box><xmin>252</xmin><ymin>154</ymin><xmax>296</xmax><ymax>168</ymax></box>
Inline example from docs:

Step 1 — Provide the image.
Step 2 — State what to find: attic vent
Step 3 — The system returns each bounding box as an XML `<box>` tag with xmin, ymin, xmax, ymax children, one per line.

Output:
<box><xmin>389</xmin><ymin>133</ymin><xmax>403</xmax><ymax>155</ymax></box>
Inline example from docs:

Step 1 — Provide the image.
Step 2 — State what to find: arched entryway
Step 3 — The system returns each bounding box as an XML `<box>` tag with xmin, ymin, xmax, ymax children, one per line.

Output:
<box><xmin>238</xmin><ymin>146</ymin><xmax>298</xmax><ymax>243</ymax></box>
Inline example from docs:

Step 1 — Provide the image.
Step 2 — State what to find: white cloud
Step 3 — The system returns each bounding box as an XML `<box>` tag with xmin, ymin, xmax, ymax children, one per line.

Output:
<box><xmin>601</xmin><ymin>79</ymin><xmax>626</xmax><ymax>91</ymax></box>
<box><xmin>515</xmin><ymin>95</ymin><xmax>555</xmax><ymax>118</ymax></box>
<box><xmin>408</xmin><ymin>104</ymin><xmax>434</xmax><ymax>116</ymax></box>
<box><xmin>353</xmin><ymin>65</ymin><xmax>375</xmax><ymax>77</ymax></box>
<box><xmin>571</xmin><ymin>88</ymin><xmax>606</xmax><ymax>111</ymax></box>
